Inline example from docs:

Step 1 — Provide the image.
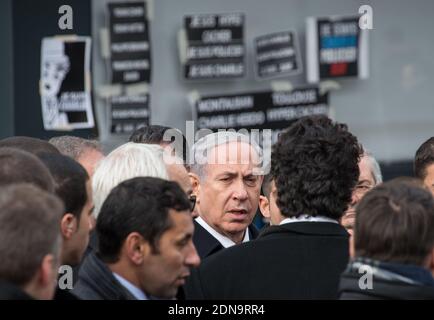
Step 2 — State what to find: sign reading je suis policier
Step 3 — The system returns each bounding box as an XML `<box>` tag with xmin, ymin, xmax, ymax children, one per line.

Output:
<box><xmin>183</xmin><ymin>13</ymin><xmax>245</xmax><ymax>80</ymax></box>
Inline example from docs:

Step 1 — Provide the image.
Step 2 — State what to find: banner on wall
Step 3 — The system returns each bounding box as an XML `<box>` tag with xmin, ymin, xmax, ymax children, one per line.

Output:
<box><xmin>306</xmin><ymin>16</ymin><xmax>369</xmax><ymax>83</ymax></box>
<box><xmin>254</xmin><ymin>31</ymin><xmax>302</xmax><ymax>79</ymax></box>
<box><xmin>108</xmin><ymin>1</ymin><xmax>151</xmax><ymax>84</ymax></box>
<box><xmin>195</xmin><ymin>87</ymin><xmax>329</xmax><ymax>142</ymax></box>
<box><xmin>110</xmin><ymin>94</ymin><xmax>150</xmax><ymax>134</ymax></box>
<box><xmin>40</xmin><ymin>36</ymin><xmax>95</xmax><ymax>131</ymax></box>
<box><xmin>182</xmin><ymin>12</ymin><xmax>245</xmax><ymax>80</ymax></box>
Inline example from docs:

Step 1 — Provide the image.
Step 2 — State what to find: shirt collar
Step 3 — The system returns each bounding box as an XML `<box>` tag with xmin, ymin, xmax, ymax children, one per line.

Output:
<box><xmin>280</xmin><ymin>214</ymin><xmax>338</xmax><ymax>225</ymax></box>
<box><xmin>113</xmin><ymin>272</ymin><xmax>148</xmax><ymax>300</ymax></box>
<box><xmin>195</xmin><ymin>216</ymin><xmax>250</xmax><ymax>248</ymax></box>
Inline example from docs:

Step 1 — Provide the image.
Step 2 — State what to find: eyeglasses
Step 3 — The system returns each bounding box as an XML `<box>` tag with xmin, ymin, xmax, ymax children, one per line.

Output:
<box><xmin>189</xmin><ymin>195</ymin><xmax>197</xmax><ymax>212</ymax></box>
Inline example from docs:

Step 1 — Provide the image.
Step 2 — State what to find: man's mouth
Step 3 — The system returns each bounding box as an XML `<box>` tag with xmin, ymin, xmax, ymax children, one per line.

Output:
<box><xmin>227</xmin><ymin>209</ymin><xmax>249</xmax><ymax>221</ymax></box>
<box><xmin>176</xmin><ymin>274</ymin><xmax>190</xmax><ymax>285</ymax></box>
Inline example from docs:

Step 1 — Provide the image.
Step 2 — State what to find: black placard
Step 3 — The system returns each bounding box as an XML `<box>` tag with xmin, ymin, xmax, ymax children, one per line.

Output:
<box><xmin>183</xmin><ymin>13</ymin><xmax>245</xmax><ymax>80</ymax></box>
<box><xmin>196</xmin><ymin>87</ymin><xmax>329</xmax><ymax>142</ymax></box>
<box><xmin>110</xmin><ymin>94</ymin><xmax>150</xmax><ymax>134</ymax></box>
<box><xmin>255</xmin><ymin>31</ymin><xmax>302</xmax><ymax>79</ymax></box>
<box><xmin>108</xmin><ymin>1</ymin><xmax>151</xmax><ymax>84</ymax></box>
<box><xmin>318</xmin><ymin>17</ymin><xmax>359</xmax><ymax>78</ymax></box>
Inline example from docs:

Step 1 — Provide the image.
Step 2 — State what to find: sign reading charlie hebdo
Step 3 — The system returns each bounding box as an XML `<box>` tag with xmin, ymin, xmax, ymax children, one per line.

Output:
<box><xmin>40</xmin><ymin>36</ymin><xmax>94</xmax><ymax>130</ymax></box>
<box><xmin>195</xmin><ymin>87</ymin><xmax>329</xmax><ymax>142</ymax></box>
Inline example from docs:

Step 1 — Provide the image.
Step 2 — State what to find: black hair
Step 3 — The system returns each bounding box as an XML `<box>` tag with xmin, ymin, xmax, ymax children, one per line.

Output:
<box><xmin>414</xmin><ymin>137</ymin><xmax>434</xmax><ymax>180</ymax></box>
<box><xmin>129</xmin><ymin>125</ymin><xmax>188</xmax><ymax>163</ymax></box>
<box><xmin>38</xmin><ymin>153</ymin><xmax>89</xmax><ymax>219</ymax></box>
<box><xmin>97</xmin><ymin>176</ymin><xmax>191</xmax><ymax>263</ymax></box>
<box><xmin>271</xmin><ymin>115</ymin><xmax>363</xmax><ymax>220</ymax></box>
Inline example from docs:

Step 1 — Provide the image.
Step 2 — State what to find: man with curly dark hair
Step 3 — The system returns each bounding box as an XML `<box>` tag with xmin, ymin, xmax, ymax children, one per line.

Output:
<box><xmin>184</xmin><ymin>115</ymin><xmax>362</xmax><ymax>299</ymax></box>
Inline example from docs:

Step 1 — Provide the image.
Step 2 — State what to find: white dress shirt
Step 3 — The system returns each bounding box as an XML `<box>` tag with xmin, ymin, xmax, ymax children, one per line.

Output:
<box><xmin>279</xmin><ymin>214</ymin><xmax>338</xmax><ymax>225</ymax></box>
<box><xmin>195</xmin><ymin>216</ymin><xmax>250</xmax><ymax>248</ymax></box>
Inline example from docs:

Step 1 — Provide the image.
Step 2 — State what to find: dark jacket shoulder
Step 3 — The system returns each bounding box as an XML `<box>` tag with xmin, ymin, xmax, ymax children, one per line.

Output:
<box><xmin>0</xmin><ymin>281</ymin><xmax>34</xmax><ymax>300</ymax></box>
<box><xmin>186</xmin><ymin>222</ymin><xmax>349</xmax><ymax>299</ymax></box>
<box><xmin>72</xmin><ymin>252</ymin><xmax>136</xmax><ymax>300</ymax></box>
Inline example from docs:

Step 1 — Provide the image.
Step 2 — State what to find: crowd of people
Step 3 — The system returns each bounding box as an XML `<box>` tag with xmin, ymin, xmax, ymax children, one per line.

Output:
<box><xmin>0</xmin><ymin>116</ymin><xmax>433</xmax><ymax>300</ymax></box>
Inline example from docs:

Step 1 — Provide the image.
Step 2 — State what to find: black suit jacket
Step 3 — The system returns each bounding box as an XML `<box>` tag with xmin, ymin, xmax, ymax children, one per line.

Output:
<box><xmin>0</xmin><ymin>281</ymin><xmax>33</xmax><ymax>300</ymax></box>
<box><xmin>185</xmin><ymin>222</ymin><xmax>349</xmax><ymax>299</ymax></box>
<box><xmin>193</xmin><ymin>219</ymin><xmax>259</xmax><ymax>259</ymax></box>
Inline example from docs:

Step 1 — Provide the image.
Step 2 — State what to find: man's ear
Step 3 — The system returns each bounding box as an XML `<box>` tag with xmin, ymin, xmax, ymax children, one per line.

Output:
<box><xmin>60</xmin><ymin>213</ymin><xmax>77</xmax><ymax>240</ymax></box>
<box><xmin>125</xmin><ymin>232</ymin><xmax>150</xmax><ymax>265</ymax></box>
<box><xmin>258</xmin><ymin>195</ymin><xmax>270</xmax><ymax>220</ymax></box>
<box><xmin>38</xmin><ymin>254</ymin><xmax>56</xmax><ymax>290</ymax></box>
<box><xmin>189</xmin><ymin>172</ymin><xmax>201</xmax><ymax>204</ymax></box>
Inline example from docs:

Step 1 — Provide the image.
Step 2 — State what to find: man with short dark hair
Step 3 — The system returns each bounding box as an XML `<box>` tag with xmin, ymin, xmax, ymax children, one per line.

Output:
<box><xmin>339</xmin><ymin>178</ymin><xmax>434</xmax><ymax>299</ymax></box>
<box><xmin>0</xmin><ymin>184</ymin><xmax>63</xmax><ymax>300</ymax></box>
<box><xmin>0</xmin><ymin>148</ymin><xmax>54</xmax><ymax>192</ymax></box>
<box><xmin>185</xmin><ymin>115</ymin><xmax>362</xmax><ymax>299</ymax></box>
<box><xmin>73</xmin><ymin>177</ymin><xmax>200</xmax><ymax>300</ymax></box>
<box><xmin>129</xmin><ymin>125</ymin><xmax>188</xmax><ymax>163</ymax></box>
<box><xmin>0</xmin><ymin>136</ymin><xmax>60</xmax><ymax>156</ymax></box>
<box><xmin>39</xmin><ymin>153</ymin><xmax>94</xmax><ymax>299</ymax></box>
<box><xmin>414</xmin><ymin>137</ymin><xmax>434</xmax><ymax>195</ymax></box>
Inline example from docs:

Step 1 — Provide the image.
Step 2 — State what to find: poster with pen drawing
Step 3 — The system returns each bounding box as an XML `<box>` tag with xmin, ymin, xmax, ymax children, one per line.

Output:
<box><xmin>40</xmin><ymin>37</ymin><xmax>95</xmax><ymax>130</ymax></box>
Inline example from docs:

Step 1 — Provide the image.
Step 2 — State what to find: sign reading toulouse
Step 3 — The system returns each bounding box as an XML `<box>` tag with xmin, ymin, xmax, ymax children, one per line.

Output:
<box><xmin>108</xmin><ymin>1</ymin><xmax>151</xmax><ymax>84</ymax></box>
<box><xmin>110</xmin><ymin>94</ymin><xmax>150</xmax><ymax>134</ymax></box>
<box><xmin>183</xmin><ymin>13</ymin><xmax>245</xmax><ymax>80</ymax></box>
<box><xmin>196</xmin><ymin>88</ymin><xmax>329</xmax><ymax>140</ymax></box>
<box><xmin>255</xmin><ymin>31</ymin><xmax>302</xmax><ymax>79</ymax></box>
<box><xmin>306</xmin><ymin>16</ymin><xmax>369</xmax><ymax>83</ymax></box>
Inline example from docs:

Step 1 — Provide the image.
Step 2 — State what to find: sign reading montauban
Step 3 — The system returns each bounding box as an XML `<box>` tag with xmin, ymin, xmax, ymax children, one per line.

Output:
<box><xmin>183</xmin><ymin>13</ymin><xmax>245</xmax><ymax>80</ymax></box>
<box><xmin>108</xmin><ymin>1</ymin><xmax>151</xmax><ymax>84</ymax></box>
<box><xmin>255</xmin><ymin>31</ymin><xmax>302</xmax><ymax>79</ymax></box>
<box><xmin>196</xmin><ymin>88</ymin><xmax>329</xmax><ymax>141</ymax></box>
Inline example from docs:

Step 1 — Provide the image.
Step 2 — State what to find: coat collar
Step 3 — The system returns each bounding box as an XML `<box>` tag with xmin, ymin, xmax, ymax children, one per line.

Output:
<box><xmin>193</xmin><ymin>220</ymin><xmax>259</xmax><ymax>259</ymax></box>
<box><xmin>259</xmin><ymin>221</ymin><xmax>349</xmax><ymax>239</ymax></box>
<box><xmin>75</xmin><ymin>252</ymin><xmax>137</xmax><ymax>300</ymax></box>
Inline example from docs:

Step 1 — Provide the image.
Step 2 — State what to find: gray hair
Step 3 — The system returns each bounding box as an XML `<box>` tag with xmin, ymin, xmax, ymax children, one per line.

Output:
<box><xmin>364</xmin><ymin>150</ymin><xmax>383</xmax><ymax>185</ymax></box>
<box><xmin>190</xmin><ymin>131</ymin><xmax>263</xmax><ymax>180</ymax></box>
<box><xmin>49</xmin><ymin>135</ymin><xmax>103</xmax><ymax>161</ymax></box>
<box><xmin>92</xmin><ymin>142</ymin><xmax>168</xmax><ymax>218</ymax></box>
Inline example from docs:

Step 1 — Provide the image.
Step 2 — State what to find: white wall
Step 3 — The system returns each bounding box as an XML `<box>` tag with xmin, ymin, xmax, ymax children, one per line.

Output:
<box><xmin>92</xmin><ymin>0</ymin><xmax>434</xmax><ymax>161</ymax></box>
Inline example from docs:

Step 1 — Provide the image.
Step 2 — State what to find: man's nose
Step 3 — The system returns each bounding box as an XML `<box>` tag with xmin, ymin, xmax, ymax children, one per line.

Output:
<box><xmin>350</xmin><ymin>190</ymin><xmax>361</xmax><ymax>206</ymax></box>
<box><xmin>186</xmin><ymin>243</ymin><xmax>201</xmax><ymax>268</ymax></box>
<box><xmin>232</xmin><ymin>180</ymin><xmax>248</xmax><ymax>201</ymax></box>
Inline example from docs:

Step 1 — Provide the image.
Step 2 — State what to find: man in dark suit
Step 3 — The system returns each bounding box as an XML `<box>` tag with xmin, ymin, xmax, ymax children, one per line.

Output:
<box><xmin>184</xmin><ymin>115</ymin><xmax>363</xmax><ymax>299</ymax></box>
<box><xmin>188</xmin><ymin>132</ymin><xmax>264</xmax><ymax>259</ymax></box>
<box><xmin>73</xmin><ymin>177</ymin><xmax>200</xmax><ymax>300</ymax></box>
